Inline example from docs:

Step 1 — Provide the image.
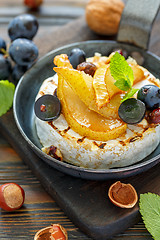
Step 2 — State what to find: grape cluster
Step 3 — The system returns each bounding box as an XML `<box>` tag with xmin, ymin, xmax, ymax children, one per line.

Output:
<box><xmin>0</xmin><ymin>14</ymin><xmax>39</xmax><ymax>83</ymax></box>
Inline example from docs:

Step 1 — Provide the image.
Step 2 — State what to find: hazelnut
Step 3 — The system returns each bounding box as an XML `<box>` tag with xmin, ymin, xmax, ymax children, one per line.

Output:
<box><xmin>86</xmin><ymin>0</ymin><xmax>125</xmax><ymax>35</ymax></box>
<box><xmin>108</xmin><ymin>181</ymin><xmax>138</xmax><ymax>208</ymax></box>
<box><xmin>0</xmin><ymin>183</ymin><xmax>25</xmax><ymax>211</ymax></box>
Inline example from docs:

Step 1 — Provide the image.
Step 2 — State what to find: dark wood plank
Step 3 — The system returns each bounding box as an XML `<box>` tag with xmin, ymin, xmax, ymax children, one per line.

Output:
<box><xmin>0</xmin><ymin>134</ymin><xmax>92</xmax><ymax>240</ymax></box>
<box><xmin>0</xmin><ymin>136</ymin><xmax>152</xmax><ymax>240</ymax></box>
<box><xmin>0</xmin><ymin>109</ymin><xmax>153</xmax><ymax>240</ymax></box>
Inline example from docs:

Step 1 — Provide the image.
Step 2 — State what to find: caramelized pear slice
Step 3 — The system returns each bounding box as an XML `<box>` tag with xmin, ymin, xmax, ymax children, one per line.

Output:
<box><xmin>54</xmin><ymin>54</ymin><xmax>73</xmax><ymax>69</ymax></box>
<box><xmin>131</xmin><ymin>64</ymin><xmax>145</xmax><ymax>84</ymax></box>
<box><xmin>104</xmin><ymin>63</ymin><xmax>145</xmax><ymax>99</ymax></box>
<box><xmin>105</xmin><ymin>67</ymin><xmax>122</xmax><ymax>98</ymax></box>
<box><xmin>55</xmin><ymin>67</ymin><xmax>95</xmax><ymax>106</ymax></box>
<box><xmin>57</xmin><ymin>76</ymin><xmax>127</xmax><ymax>141</ymax></box>
<box><xmin>93</xmin><ymin>65</ymin><xmax>110</xmax><ymax>110</ymax></box>
<box><xmin>54</xmin><ymin>67</ymin><xmax>122</xmax><ymax>118</ymax></box>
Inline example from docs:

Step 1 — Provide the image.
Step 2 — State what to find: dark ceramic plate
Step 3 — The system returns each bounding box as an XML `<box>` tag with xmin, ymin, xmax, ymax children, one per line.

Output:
<box><xmin>13</xmin><ymin>40</ymin><xmax>160</xmax><ymax>180</ymax></box>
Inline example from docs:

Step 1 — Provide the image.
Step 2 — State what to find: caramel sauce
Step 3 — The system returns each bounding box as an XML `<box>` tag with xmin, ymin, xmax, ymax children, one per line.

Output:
<box><xmin>64</xmin><ymin>82</ymin><xmax>123</xmax><ymax>132</ymax></box>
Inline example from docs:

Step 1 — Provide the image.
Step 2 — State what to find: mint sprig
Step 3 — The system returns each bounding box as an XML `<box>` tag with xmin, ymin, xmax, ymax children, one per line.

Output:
<box><xmin>110</xmin><ymin>52</ymin><xmax>138</xmax><ymax>101</ymax></box>
<box><xmin>0</xmin><ymin>80</ymin><xmax>15</xmax><ymax>116</ymax></box>
<box><xmin>139</xmin><ymin>193</ymin><xmax>160</xmax><ymax>240</ymax></box>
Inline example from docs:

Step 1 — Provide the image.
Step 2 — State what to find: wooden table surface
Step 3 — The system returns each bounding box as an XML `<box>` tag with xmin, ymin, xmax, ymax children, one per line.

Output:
<box><xmin>0</xmin><ymin>0</ymin><xmax>160</xmax><ymax>239</ymax></box>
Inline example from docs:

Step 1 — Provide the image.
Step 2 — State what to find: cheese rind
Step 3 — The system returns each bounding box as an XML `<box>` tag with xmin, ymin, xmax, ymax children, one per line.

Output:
<box><xmin>35</xmin><ymin>66</ymin><xmax>160</xmax><ymax>169</ymax></box>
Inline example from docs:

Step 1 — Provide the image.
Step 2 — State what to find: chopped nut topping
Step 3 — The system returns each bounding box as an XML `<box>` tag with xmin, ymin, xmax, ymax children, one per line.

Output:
<box><xmin>42</xmin><ymin>145</ymin><xmax>63</xmax><ymax>161</ymax></box>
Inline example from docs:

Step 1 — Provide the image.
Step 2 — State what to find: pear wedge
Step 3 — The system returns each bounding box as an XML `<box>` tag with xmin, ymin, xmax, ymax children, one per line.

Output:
<box><xmin>54</xmin><ymin>54</ymin><xmax>73</xmax><ymax>69</ymax></box>
<box><xmin>54</xmin><ymin>67</ymin><xmax>123</xmax><ymax>118</ymax></box>
<box><xmin>93</xmin><ymin>65</ymin><xmax>110</xmax><ymax>110</ymax></box>
<box><xmin>57</xmin><ymin>76</ymin><xmax>127</xmax><ymax>141</ymax></box>
<box><xmin>131</xmin><ymin>64</ymin><xmax>145</xmax><ymax>84</ymax></box>
<box><xmin>105</xmin><ymin>67</ymin><xmax>122</xmax><ymax>98</ymax></box>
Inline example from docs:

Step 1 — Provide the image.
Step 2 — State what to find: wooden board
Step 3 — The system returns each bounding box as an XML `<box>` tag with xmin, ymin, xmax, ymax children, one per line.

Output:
<box><xmin>1</xmin><ymin>15</ymin><xmax>160</xmax><ymax>240</ymax></box>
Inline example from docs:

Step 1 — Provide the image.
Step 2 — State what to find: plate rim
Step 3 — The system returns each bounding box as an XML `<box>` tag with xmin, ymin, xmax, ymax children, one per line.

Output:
<box><xmin>13</xmin><ymin>39</ymin><xmax>160</xmax><ymax>179</ymax></box>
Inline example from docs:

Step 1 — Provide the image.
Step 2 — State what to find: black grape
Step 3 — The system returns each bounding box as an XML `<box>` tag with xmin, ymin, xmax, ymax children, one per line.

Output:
<box><xmin>0</xmin><ymin>54</ymin><xmax>12</xmax><ymax>80</ymax></box>
<box><xmin>34</xmin><ymin>95</ymin><xmax>61</xmax><ymax>121</ymax></box>
<box><xmin>9</xmin><ymin>38</ymin><xmax>38</xmax><ymax>66</ymax></box>
<box><xmin>8</xmin><ymin>14</ymin><xmax>39</xmax><ymax>41</ymax></box>
<box><xmin>69</xmin><ymin>48</ymin><xmax>86</xmax><ymax>69</ymax></box>
<box><xmin>12</xmin><ymin>65</ymin><xmax>28</xmax><ymax>83</ymax></box>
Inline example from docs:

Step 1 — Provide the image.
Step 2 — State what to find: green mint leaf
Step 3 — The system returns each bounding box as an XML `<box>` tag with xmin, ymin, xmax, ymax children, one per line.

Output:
<box><xmin>110</xmin><ymin>52</ymin><xmax>138</xmax><ymax>102</ymax></box>
<box><xmin>139</xmin><ymin>193</ymin><xmax>160</xmax><ymax>240</ymax></box>
<box><xmin>114</xmin><ymin>78</ymin><xmax>130</xmax><ymax>91</ymax></box>
<box><xmin>110</xmin><ymin>52</ymin><xmax>134</xmax><ymax>90</ymax></box>
<box><xmin>126</xmin><ymin>75</ymin><xmax>132</xmax><ymax>89</ymax></box>
<box><xmin>0</xmin><ymin>80</ymin><xmax>15</xmax><ymax>117</ymax></box>
<box><xmin>122</xmin><ymin>88</ymin><xmax>139</xmax><ymax>102</ymax></box>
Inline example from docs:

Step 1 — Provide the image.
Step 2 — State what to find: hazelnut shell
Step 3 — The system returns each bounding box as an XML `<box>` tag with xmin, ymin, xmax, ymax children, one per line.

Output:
<box><xmin>34</xmin><ymin>224</ymin><xmax>68</xmax><ymax>240</ymax></box>
<box><xmin>108</xmin><ymin>181</ymin><xmax>138</xmax><ymax>208</ymax></box>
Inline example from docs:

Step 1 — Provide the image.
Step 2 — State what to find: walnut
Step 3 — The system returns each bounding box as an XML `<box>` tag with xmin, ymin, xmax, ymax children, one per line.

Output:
<box><xmin>85</xmin><ymin>0</ymin><xmax>125</xmax><ymax>35</ymax></box>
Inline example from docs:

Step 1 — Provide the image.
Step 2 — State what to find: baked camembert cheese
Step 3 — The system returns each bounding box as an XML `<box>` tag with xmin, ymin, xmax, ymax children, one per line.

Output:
<box><xmin>35</xmin><ymin>51</ymin><xmax>160</xmax><ymax>169</ymax></box>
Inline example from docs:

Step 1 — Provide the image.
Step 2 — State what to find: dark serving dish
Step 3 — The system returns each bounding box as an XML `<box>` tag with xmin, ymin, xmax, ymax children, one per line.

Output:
<box><xmin>13</xmin><ymin>40</ymin><xmax>160</xmax><ymax>180</ymax></box>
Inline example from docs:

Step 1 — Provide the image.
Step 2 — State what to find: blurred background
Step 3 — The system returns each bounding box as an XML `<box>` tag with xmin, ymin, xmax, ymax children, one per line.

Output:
<box><xmin>0</xmin><ymin>0</ymin><xmax>87</xmax><ymax>41</ymax></box>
